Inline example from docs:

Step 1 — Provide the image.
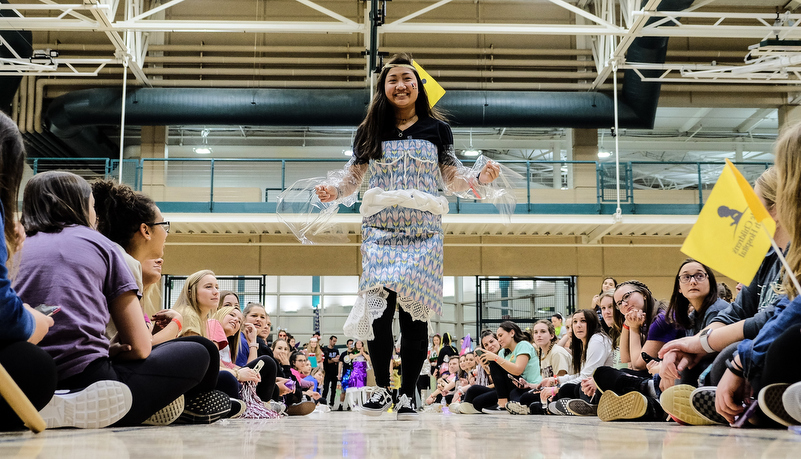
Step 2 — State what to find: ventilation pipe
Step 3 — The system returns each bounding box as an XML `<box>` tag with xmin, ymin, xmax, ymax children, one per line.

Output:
<box><xmin>45</xmin><ymin>0</ymin><xmax>694</xmax><ymax>158</ymax></box>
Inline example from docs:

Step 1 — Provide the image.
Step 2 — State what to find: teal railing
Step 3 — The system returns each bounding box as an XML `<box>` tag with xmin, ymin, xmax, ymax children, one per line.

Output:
<box><xmin>27</xmin><ymin>158</ymin><xmax>772</xmax><ymax>215</ymax></box>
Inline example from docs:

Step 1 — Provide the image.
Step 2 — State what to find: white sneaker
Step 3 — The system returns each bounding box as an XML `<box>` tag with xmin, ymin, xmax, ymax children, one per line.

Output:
<box><xmin>40</xmin><ymin>381</ymin><xmax>132</xmax><ymax>429</ymax></box>
<box><xmin>458</xmin><ymin>402</ymin><xmax>481</xmax><ymax>414</ymax></box>
<box><xmin>783</xmin><ymin>381</ymin><xmax>801</xmax><ymax>424</ymax></box>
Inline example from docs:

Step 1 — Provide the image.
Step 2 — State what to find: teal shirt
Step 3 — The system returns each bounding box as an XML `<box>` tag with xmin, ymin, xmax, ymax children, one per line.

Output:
<box><xmin>501</xmin><ymin>341</ymin><xmax>541</xmax><ymax>384</ymax></box>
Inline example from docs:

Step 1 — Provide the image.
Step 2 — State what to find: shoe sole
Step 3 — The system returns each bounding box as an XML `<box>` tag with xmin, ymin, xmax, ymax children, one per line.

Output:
<box><xmin>41</xmin><ymin>381</ymin><xmax>132</xmax><ymax>429</ymax></box>
<box><xmin>448</xmin><ymin>403</ymin><xmax>461</xmax><ymax>414</ymax></box>
<box><xmin>782</xmin><ymin>382</ymin><xmax>801</xmax><ymax>424</ymax></box>
<box><xmin>548</xmin><ymin>399</ymin><xmax>575</xmax><ymax>416</ymax></box>
<box><xmin>481</xmin><ymin>408</ymin><xmax>510</xmax><ymax>415</ymax></box>
<box><xmin>286</xmin><ymin>401</ymin><xmax>316</xmax><ymax>416</ymax></box>
<box><xmin>660</xmin><ymin>384</ymin><xmax>715</xmax><ymax>426</ymax></box>
<box><xmin>228</xmin><ymin>399</ymin><xmax>247</xmax><ymax>419</ymax></box>
<box><xmin>505</xmin><ymin>402</ymin><xmax>530</xmax><ymax>415</ymax></box>
<box><xmin>397</xmin><ymin>411</ymin><xmax>419</xmax><ymax>421</ymax></box>
<box><xmin>459</xmin><ymin>403</ymin><xmax>481</xmax><ymax>414</ymax></box>
<box><xmin>143</xmin><ymin>395</ymin><xmax>184</xmax><ymax>426</ymax></box>
<box><xmin>689</xmin><ymin>387</ymin><xmax>727</xmax><ymax>425</ymax></box>
<box><xmin>597</xmin><ymin>391</ymin><xmax>647</xmax><ymax>422</ymax></box>
<box><xmin>567</xmin><ymin>399</ymin><xmax>598</xmax><ymax>416</ymax></box>
<box><xmin>759</xmin><ymin>383</ymin><xmax>794</xmax><ymax>427</ymax></box>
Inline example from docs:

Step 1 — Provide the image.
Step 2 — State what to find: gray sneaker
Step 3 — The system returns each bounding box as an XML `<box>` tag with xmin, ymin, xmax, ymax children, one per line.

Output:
<box><xmin>505</xmin><ymin>401</ymin><xmax>530</xmax><ymax>415</ymax></box>
<box><xmin>548</xmin><ymin>399</ymin><xmax>576</xmax><ymax>416</ymax></box>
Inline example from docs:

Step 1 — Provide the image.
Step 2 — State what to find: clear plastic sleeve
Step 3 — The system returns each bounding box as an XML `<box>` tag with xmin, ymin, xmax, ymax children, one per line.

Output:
<box><xmin>275</xmin><ymin>161</ymin><xmax>366</xmax><ymax>245</ymax></box>
<box><xmin>440</xmin><ymin>154</ymin><xmax>525</xmax><ymax>224</ymax></box>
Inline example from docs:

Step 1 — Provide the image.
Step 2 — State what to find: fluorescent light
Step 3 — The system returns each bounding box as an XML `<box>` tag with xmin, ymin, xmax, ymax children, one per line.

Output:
<box><xmin>597</xmin><ymin>151</ymin><xmax>611</xmax><ymax>158</ymax></box>
<box><xmin>193</xmin><ymin>147</ymin><xmax>212</xmax><ymax>154</ymax></box>
<box><xmin>463</xmin><ymin>149</ymin><xmax>481</xmax><ymax>157</ymax></box>
<box><xmin>343</xmin><ymin>149</ymin><xmax>353</xmax><ymax>156</ymax></box>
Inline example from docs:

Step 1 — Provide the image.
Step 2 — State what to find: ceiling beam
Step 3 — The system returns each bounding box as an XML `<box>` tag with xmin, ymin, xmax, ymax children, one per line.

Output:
<box><xmin>736</xmin><ymin>108</ymin><xmax>775</xmax><ymax>133</ymax></box>
<box><xmin>679</xmin><ymin>107</ymin><xmax>713</xmax><ymax>132</ymax></box>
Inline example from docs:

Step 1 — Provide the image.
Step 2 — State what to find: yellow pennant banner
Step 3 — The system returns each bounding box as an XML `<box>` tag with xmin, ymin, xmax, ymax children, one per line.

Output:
<box><xmin>681</xmin><ymin>159</ymin><xmax>776</xmax><ymax>285</ymax></box>
<box><xmin>412</xmin><ymin>60</ymin><xmax>446</xmax><ymax>108</ymax></box>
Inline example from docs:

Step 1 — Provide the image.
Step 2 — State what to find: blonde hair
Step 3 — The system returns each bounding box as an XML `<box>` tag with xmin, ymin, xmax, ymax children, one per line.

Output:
<box><xmin>305</xmin><ymin>337</ymin><xmax>323</xmax><ymax>361</ymax></box>
<box><xmin>173</xmin><ymin>269</ymin><xmax>216</xmax><ymax>337</ymax></box>
<box><xmin>755</xmin><ymin>166</ymin><xmax>778</xmax><ymax>210</ymax></box>
<box><xmin>774</xmin><ymin>124</ymin><xmax>801</xmax><ymax>298</ymax></box>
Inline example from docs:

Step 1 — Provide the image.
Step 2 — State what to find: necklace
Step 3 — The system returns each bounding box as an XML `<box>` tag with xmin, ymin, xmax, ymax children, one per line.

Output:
<box><xmin>396</xmin><ymin>114</ymin><xmax>418</xmax><ymax>129</ymax></box>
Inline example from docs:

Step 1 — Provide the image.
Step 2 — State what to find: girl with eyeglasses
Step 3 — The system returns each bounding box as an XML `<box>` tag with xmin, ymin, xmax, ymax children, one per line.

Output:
<box><xmin>612</xmin><ymin>280</ymin><xmax>670</xmax><ymax>373</ymax></box>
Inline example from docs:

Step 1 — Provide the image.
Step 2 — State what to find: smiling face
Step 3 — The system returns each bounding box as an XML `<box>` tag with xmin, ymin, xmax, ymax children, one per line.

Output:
<box><xmin>464</xmin><ymin>353</ymin><xmax>476</xmax><ymax>370</ymax></box>
<box><xmin>600</xmin><ymin>296</ymin><xmax>615</xmax><ymax>327</ymax></box>
<box><xmin>531</xmin><ymin>322</ymin><xmax>553</xmax><ymax>348</ymax></box>
<box><xmin>447</xmin><ymin>358</ymin><xmax>459</xmax><ymax>375</ymax></box>
<box><xmin>196</xmin><ymin>274</ymin><xmax>219</xmax><ymax>313</ymax></box>
<box><xmin>221</xmin><ymin>309</ymin><xmax>243</xmax><ymax>337</ymax></box>
<box><xmin>496</xmin><ymin>327</ymin><xmax>515</xmax><ymax>349</ymax></box>
<box><xmin>384</xmin><ymin>66</ymin><xmax>419</xmax><ymax>111</ymax></box>
<box><xmin>572</xmin><ymin>312</ymin><xmax>588</xmax><ymax>341</ymax></box>
<box><xmin>481</xmin><ymin>334</ymin><xmax>501</xmax><ymax>353</ymax></box>
<box><xmin>602</xmin><ymin>278</ymin><xmax>616</xmax><ymax>292</ymax></box>
<box><xmin>221</xmin><ymin>293</ymin><xmax>240</xmax><ymax>311</ymax></box>
<box><xmin>678</xmin><ymin>261</ymin><xmax>710</xmax><ymax>304</ymax></box>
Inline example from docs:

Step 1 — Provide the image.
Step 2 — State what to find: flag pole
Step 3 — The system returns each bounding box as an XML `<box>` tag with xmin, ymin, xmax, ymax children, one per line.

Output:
<box><xmin>761</xmin><ymin>224</ymin><xmax>801</xmax><ymax>295</ymax></box>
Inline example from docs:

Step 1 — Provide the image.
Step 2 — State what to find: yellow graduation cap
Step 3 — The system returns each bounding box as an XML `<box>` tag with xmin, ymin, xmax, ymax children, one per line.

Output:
<box><xmin>412</xmin><ymin>60</ymin><xmax>446</xmax><ymax>108</ymax></box>
<box><xmin>680</xmin><ymin>159</ymin><xmax>775</xmax><ymax>285</ymax></box>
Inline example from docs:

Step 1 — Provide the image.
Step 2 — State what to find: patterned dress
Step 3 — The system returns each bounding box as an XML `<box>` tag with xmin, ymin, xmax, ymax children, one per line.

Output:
<box><xmin>344</xmin><ymin>117</ymin><xmax>457</xmax><ymax>339</ymax></box>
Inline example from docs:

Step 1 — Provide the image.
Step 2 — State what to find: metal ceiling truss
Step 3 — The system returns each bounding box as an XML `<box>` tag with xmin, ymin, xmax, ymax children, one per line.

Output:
<box><xmin>3</xmin><ymin>1</ymin><xmax>801</xmax><ymax>86</ymax></box>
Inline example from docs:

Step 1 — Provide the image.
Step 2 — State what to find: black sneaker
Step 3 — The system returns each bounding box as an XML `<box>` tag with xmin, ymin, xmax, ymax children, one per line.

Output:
<box><xmin>529</xmin><ymin>401</ymin><xmax>547</xmax><ymax>415</ymax></box>
<box><xmin>227</xmin><ymin>398</ymin><xmax>246</xmax><ymax>419</ymax></box>
<box><xmin>759</xmin><ymin>383</ymin><xmax>796</xmax><ymax>427</ymax></box>
<box><xmin>361</xmin><ymin>387</ymin><xmax>392</xmax><ymax>416</ymax></box>
<box><xmin>567</xmin><ymin>399</ymin><xmax>598</xmax><ymax>416</ymax></box>
<box><xmin>592</xmin><ymin>366</ymin><xmax>647</xmax><ymax>395</ymax></box>
<box><xmin>548</xmin><ymin>399</ymin><xmax>576</xmax><ymax>416</ymax></box>
<box><xmin>396</xmin><ymin>394</ymin><xmax>418</xmax><ymax>421</ymax></box>
<box><xmin>177</xmin><ymin>390</ymin><xmax>231</xmax><ymax>424</ymax></box>
<box><xmin>482</xmin><ymin>404</ymin><xmax>510</xmax><ymax>415</ymax></box>
<box><xmin>690</xmin><ymin>386</ymin><xmax>727</xmax><ymax>425</ymax></box>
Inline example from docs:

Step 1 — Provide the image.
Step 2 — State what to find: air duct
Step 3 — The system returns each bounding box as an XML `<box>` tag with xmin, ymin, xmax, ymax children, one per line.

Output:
<box><xmin>0</xmin><ymin>0</ymin><xmax>33</xmax><ymax>114</ymax></box>
<box><xmin>45</xmin><ymin>0</ymin><xmax>694</xmax><ymax>158</ymax></box>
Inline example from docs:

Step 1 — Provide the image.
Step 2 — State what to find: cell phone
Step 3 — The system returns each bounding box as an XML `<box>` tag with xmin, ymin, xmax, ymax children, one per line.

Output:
<box><xmin>474</xmin><ymin>349</ymin><xmax>485</xmax><ymax>357</ymax></box>
<box><xmin>732</xmin><ymin>399</ymin><xmax>759</xmax><ymax>428</ymax></box>
<box><xmin>253</xmin><ymin>360</ymin><xmax>264</xmax><ymax>373</ymax></box>
<box><xmin>641</xmin><ymin>351</ymin><xmax>662</xmax><ymax>363</ymax></box>
<box><xmin>35</xmin><ymin>304</ymin><xmax>60</xmax><ymax>316</ymax></box>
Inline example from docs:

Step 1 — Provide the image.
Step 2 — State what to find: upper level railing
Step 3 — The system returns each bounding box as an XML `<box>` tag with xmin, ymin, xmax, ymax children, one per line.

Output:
<box><xmin>27</xmin><ymin>158</ymin><xmax>773</xmax><ymax>215</ymax></box>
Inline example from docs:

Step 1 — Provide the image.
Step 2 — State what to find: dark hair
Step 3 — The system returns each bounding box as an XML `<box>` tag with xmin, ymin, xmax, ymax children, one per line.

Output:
<box><xmin>479</xmin><ymin>329</ymin><xmax>497</xmax><ymax>348</ymax></box>
<box><xmin>569</xmin><ymin>309</ymin><xmax>608</xmax><ymax>374</ymax></box>
<box><xmin>0</xmin><ymin>112</ymin><xmax>26</xmax><ymax>257</ymax></box>
<box><xmin>329</xmin><ymin>335</ymin><xmax>338</xmax><ymax>340</ymax></box>
<box><xmin>91</xmin><ymin>179</ymin><xmax>158</xmax><ymax>252</ymax></box>
<box><xmin>717</xmin><ymin>282</ymin><xmax>733</xmax><ymax>303</ymax></box>
<box><xmin>289</xmin><ymin>351</ymin><xmax>306</xmax><ymax>369</ymax></box>
<box><xmin>498</xmin><ymin>320</ymin><xmax>533</xmax><ymax>344</ymax></box>
<box><xmin>21</xmin><ymin>171</ymin><xmax>93</xmax><ymax>236</ymax></box>
<box><xmin>612</xmin><ymin>280</ymin><xmax>664</xmax><ymax>342</ymax></box>
<box><xmin>667</xmin><ymin>258</ymin><xmax>719</xmax><ymax>330</ymax></box>
<box><xmin>599</xmin><ymin>277</ymin><xmax>618</xmax><ymax>295</ymax></box>
<box><xmin>346</xmin><ymin>339</ymin><xmax>354</xmax><ymax>345</ymax></box>
<box><xmin>597</xmin><ymin>291</ymin><xmax>620</xmax><ymax>348</ymax></box>
<box><xmin>551</xmin><ymin>312</ymin><xmax>563</xmax><ymax>321</ymax></box>
<box><xmin>354</xmin><ymin>53</ymin><xmax>446</xmax><ymax>161</ymax></box>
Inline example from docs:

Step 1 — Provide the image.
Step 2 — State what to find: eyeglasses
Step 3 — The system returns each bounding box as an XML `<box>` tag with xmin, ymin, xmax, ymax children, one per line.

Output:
<box><xmin>678</xmin><ymin>272</ymin><xmax>708</xmax><ymax>284</ymax></box>
<box><xmin>149</xmin><ymin>221</ymin><xmax>170</xmax><ymax>233</ymax></box>
<box><xmin>615</xmin><ymin>290</ymin><xmax>636</xmax><ymax>308</ymax></box>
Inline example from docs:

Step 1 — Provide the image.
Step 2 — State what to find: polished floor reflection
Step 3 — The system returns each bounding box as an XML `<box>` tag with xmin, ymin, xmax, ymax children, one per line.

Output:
<box><xmin>2</xmin><ymin>410</ymin><xmax>800</xmax><ymax>459</ymax></box>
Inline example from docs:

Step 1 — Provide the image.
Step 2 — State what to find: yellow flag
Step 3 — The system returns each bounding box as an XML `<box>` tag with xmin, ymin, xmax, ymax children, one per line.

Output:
<box><xmin>412</xmin><ymin>60</ymin><xmax>446</xmax><ymax>108</ymax></box>
<box><xmin>681</xmin><ymin>159</ymin><xmax>776</xmax><ymax>285</ymax></box>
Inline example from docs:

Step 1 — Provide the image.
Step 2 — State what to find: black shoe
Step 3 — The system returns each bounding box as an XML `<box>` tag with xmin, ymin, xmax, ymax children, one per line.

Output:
<box><xmin>396</xmin><ymin>394</ymin><xmax>418</xmax><ymax>421</ymax></box>
<box><xmin>177</xmin><ymin>390</ymin><xmax>231</xmax><ymax>424</ymax></box>
<box><xmin>529</xmin><ymin>401</ymin><xmax>547</xmax><ymax>415</ymax></box>
<box><xmin>227</xmin><ymin>398</ymin><xmax>246</xmax><ymax>419</ymax></box>
<box><xmin>592</xmin><ymin>366</ymin><xmax>648</xmax><ymax>395</ymax></box>
<box><xmin>361</xmin><ymin>387</ymin><xmax>392</xmax><ymax>416</ymax></box>
<box><xmin>482</xmin><ymin>404</ymin><xmax>510</xmax><ymax>415</ymax></box>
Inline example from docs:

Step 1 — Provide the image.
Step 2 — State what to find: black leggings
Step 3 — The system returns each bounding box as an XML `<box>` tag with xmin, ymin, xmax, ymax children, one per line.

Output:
<box><xmin>322</xmin><ymin>372</ymin><xmax>338</xmax><ymax>405</ymax></box>
<box><xmin>216</xmin><ymin>356</ymin><xmax>278</xmax><ymax>401</ymax></box>
<box><xmin>464</xmin><ymin>385</ymin><xmax>497</xmax><ymax>411</ymax></box>
<box><xmin>0</xmin><ymin>341</ymin><xmax>58</xmax><ymax>431</ymax></box>
<box><xmin>487</xmin><ymin>360</ymin><xmax>527</xmax><ymax>402</ymax></box>
<box><xmin>59</xmin><ymin>338</ymin><xmax>212</xmax><ymax>426</ymax></box>
<box><xmin>367</xmin><ymin>289</ymin><xmax>428</xmax><ymax>398</ymax></box>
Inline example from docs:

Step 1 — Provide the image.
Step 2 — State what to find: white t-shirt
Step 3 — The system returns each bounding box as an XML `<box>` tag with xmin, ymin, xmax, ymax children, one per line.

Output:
<box><xmin>539</xmin><ymin>344</ymin><xmax>572</xmax><ymax>379</ymax></box>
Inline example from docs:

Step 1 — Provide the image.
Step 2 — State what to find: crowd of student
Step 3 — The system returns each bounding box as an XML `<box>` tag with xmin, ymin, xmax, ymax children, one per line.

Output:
<box><xmin>3</xmin><ymin>108</ymin><xmax>801</xmax><ymax>431</ymax></box>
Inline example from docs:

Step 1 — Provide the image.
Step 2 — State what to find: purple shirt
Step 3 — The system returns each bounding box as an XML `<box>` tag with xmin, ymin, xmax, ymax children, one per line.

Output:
<box><xmin>14</xmin><ymin>225</ymin><xmax>138</xmax><ymax>379</ymax></box>
<box><xmin>646</xmin><ymin>311</ymin><xmax>684</xmax><ymax>343</ymax></box>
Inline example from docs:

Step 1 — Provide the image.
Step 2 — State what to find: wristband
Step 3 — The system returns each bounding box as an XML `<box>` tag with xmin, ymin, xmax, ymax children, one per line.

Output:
<box><xmin>250</xmin><ymin>344</ymin><xmax>258</xmax><ymax>349</ymax></box>
<box><xmin>622</xmin><ymin>324</ymin><xmax>629</xmax><ymax>330</ymax></box>
<box><xmin>171</xmin><ymin>318</ymin><xmax>182</xmax><ymax>332</ymax></box>
<box><xmin>699</xmin><ymin>328</ymin><xmax>715</xmax><ymax>354</ymax></box>
<box><xmin>234</xmin><ymin>368</ymin><xmax>240</xmax><ymax>380</ymax></box>
<box><xmin>725</xmin><ymin>358</ymin><xmax>744</xmax><ymax>378</ymax></box>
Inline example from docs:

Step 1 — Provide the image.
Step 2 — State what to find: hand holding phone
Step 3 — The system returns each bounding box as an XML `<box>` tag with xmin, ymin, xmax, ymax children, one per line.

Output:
<box><xmin>642</xmin><ymin>351</ymin><xmax>662</xmax><ymax>364</ymax></box>
<box><xmin>35</xmin><ymin>304</ymin><xmax>61</xmax><ymax>316</ymax></box>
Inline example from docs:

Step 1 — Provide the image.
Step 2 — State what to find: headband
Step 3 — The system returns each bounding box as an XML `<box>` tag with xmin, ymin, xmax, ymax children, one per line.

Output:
<box><xmin>384</xmin><ymin>63</ymin><xmax>416</xmax><ymax>71</ymax></box>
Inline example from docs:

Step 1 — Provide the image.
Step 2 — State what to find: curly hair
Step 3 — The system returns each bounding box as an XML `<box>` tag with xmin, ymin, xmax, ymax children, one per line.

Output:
<box><xmin>612</xmin><ymin>280</ymin><xmax>665</xmax><ymax>342</ymax></box>
<box><xmin>91</xmin><ymin>179</ymin><xmax>158</xmax><ymax>251</ymax></box>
